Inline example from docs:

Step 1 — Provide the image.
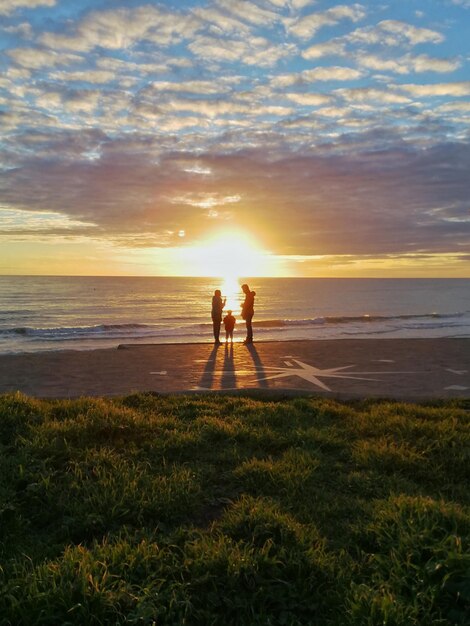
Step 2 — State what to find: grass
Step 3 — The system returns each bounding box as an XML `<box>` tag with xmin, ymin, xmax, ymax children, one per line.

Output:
<box><xmin>0</xmin><ymin>391</ymin><xmax>469</xmax><ymax>625</ymax></box>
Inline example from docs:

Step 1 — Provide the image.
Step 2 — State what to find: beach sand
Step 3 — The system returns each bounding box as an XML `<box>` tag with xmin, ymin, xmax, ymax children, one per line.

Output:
<box><xmin>0</xmin><ymin>338</ymin><xmax>469</xmax><ymax>400</ymax></box>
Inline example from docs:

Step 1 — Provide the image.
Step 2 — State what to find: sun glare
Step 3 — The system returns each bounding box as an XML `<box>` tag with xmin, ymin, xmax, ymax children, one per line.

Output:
<box><xmin>220</xmin><ymin>274</ymin><xmax>241</xmax><ymax>311</ymax></box>
<box><xmin>175</xmin><ymin>230</ymin><xmax>273</xmax><ymax>281</ymax></box>
<box><xmin>203</xmin><ymin>233</ymin><xmax>267</xmax><ymax>308</ymax></box>
<box><xmin>202</xmin><ymin>232</ymin><xmax>267</xmax><ymax>275</ymax></box>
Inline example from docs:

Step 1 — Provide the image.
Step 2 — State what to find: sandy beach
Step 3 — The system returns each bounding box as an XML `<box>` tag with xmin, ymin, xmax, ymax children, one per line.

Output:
<box><xmin>0</xmin><ymin>338</ymin><xmax>469</xmax><ymax>400</ymax></box>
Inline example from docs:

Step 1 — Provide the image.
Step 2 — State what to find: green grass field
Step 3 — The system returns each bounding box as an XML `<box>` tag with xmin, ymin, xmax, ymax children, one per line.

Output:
<box><xmin>0</xmin><ymin>392</ymin><xmax>469</xmax><ymax>625</ymax></box>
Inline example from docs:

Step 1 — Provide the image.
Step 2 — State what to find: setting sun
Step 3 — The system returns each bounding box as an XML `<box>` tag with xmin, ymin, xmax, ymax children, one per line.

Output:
<box><xmin>174</xmin><ymin>231</ymin><xmax>276</xmax><ymax>282</ymax></box>
<box><xmin>199</xmin><ymin>232</ymin><xmax>269</xmax><ymax>276</ymax></box>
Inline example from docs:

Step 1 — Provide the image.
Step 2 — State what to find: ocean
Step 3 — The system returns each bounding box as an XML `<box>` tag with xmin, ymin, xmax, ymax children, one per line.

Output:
<box><xmin>0</xmin><ymin>276</ymin><xmax>469</xmax><ymax>354</ymax></box>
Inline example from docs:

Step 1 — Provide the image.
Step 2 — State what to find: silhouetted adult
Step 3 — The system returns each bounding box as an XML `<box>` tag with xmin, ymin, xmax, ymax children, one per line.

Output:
<box><xmin>211</xmin><ymin>289</ymin><xmax>225</xmax><ymax>344</ymax></box>
<box><xmin>241</xmin><ymin>283</ymin><xmax>256</xmax><ymax>344</ymax></box>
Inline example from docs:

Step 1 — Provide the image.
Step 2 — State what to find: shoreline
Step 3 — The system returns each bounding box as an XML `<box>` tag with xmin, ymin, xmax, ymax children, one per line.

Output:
<box><xmin>0</xmin><ymin>337</ymin><xmax>469</xmax><ymax>400</ymax></box>
<box><xmin>1</xmin><ymin>334</ymin><xmax>469</xmax><ymax>357</ymax></box>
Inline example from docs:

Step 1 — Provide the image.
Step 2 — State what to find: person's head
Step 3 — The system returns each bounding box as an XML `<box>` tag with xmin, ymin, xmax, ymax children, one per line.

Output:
<box><xmin>241</xmin><ymin>283</ymin><xmax>250</xmax><ymax>294</ymax></box>
<box><xmin>227</xmin><ymin>310</ymin><xmax>232</xmax><ymax>315</ymax></box>
<box><xmin>214</xmin><ymin>289</ymin><xmax>221</xmax><ymax>297</ymax></box>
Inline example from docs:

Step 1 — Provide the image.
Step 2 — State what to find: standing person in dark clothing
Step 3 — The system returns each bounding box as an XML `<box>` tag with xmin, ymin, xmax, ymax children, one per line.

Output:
<box><xmin>211</xmin><ymin>289</ymin><xmax>225</xmax><ymax>344</ymax></box>
<box><xmin>241</xmin><ymin>283</ymin><xmax>255</xmax><ymax>344</ymax></box>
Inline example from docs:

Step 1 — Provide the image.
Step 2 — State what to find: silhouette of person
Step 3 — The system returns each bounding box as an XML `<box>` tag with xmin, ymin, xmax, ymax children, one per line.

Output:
<box><xmin>241</xmin><ymin>283</ymin><xmax>255</xmax><ymax>344</ymax></box>
<box><xmin>223</xmin><ymin>310</ymin><xmax>236</xmax><ymax>342</ymax></box>
<box><xmin>211</xmin><ymin>289</ymin><xmax>226</xmax><ymax>344</ymax></box>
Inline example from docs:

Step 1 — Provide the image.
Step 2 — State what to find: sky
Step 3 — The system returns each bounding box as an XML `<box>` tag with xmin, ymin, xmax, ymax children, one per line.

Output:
<box><xmin>0</xmin><ymin>0</ymin><xmax>469</xmax><ymax>277</ymax></box>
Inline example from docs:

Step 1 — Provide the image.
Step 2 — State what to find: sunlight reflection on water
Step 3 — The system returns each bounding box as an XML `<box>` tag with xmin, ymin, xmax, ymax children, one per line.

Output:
<box><xmin>222</xmin><ymin>275</ymin><xmax>242</xmax><ymax>313</ymax></box>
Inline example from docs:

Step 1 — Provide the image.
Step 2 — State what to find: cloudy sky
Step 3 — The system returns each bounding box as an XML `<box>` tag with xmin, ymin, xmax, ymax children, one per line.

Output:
<box><xmin>0</xmin><ymin>0</ymin><xmax>469</xmax><ymax>276</ymax></box>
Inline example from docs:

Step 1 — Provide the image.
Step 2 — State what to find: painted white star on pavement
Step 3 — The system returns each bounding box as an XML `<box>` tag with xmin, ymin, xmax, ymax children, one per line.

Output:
<box><xmin>245</xmin><ymin>359</ymin><xmax>417</xmax><ymax>391</ymax></box>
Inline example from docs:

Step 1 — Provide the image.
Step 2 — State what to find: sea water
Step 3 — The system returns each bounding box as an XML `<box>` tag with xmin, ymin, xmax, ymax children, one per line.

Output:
<box><xmin>0</xmin><ymin>276</ymin><xmax>469</xmax><ymax>354</ymax></box>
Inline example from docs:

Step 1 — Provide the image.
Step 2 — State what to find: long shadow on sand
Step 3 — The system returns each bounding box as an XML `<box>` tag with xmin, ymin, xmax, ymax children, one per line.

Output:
<box><xmin>199</xmin><ymin>344</ymin><xmax>220</xmax><ymax>389</ymax></box>
<box><xmin>244</xmin><ymin>343</ymin><xmax>269</xmax><ymax>388</ymax></box>
<box><xmin>221</xmin><ymin>342</ymin><xmax>237</xmax><ymax>389</ymax></box>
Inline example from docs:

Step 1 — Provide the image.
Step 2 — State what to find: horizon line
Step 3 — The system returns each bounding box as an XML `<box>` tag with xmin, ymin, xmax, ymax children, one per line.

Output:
<box><xmin>1</xmin><ymin>274</ymin><xmax>469</xmax><ymax>280</ymax></box>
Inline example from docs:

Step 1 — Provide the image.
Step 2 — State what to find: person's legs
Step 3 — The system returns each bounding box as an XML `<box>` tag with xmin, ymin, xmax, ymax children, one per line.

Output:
<box><xmin>245</xmin><ymin>315</ymin><xmax>253</xmax><ymax>343</ymax></box>
<box><xmin>213</xmin><ymin>318</ymin><xmax>221</xmax><ymax>342</ymax></box>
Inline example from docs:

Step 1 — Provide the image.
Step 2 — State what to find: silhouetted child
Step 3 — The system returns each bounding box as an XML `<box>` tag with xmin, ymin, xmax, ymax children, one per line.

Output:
<box><xmin>223</xmin><ymin>310</ymin><xmax>236</xmax><ymax>342</ymax></box>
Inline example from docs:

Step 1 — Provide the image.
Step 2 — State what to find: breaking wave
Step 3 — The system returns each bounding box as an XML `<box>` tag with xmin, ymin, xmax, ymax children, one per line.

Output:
<box><xmin>1</xmin><ymin>310</ymin><xmax>468</xmax><ymax>345</ymax></box>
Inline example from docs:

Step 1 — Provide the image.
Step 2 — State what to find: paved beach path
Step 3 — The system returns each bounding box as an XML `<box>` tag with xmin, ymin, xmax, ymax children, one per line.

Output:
<box><xmin>0</xmin><ymin>338</ymin><xmax>469</xmax><ymax>400</ymax></box>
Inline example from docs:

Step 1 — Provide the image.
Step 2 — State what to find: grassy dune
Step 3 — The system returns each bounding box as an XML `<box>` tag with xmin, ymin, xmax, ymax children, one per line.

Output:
<box><xmin>0</xmin><ymin>392</ymin><xmax>469</xmax><ymax>625</ymax></box>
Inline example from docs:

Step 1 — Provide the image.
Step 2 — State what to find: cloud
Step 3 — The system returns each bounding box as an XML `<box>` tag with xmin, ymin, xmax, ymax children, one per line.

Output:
<box><xmin>94</xmin><ymin>57</ymin><xmax>183</xmax><ymax>76</ymax></box>
<box><xmin>291</xmin><ymin>0</ymin><xmax>318</xmax><ymax>8</ymax></box>
<box><xmin>134</xmin><ymin>92</ymin><xmax>295</xmax><ymax>120</ymax></box>
<box><xmin>214</xmin><ymin>0</ymin><xmax>280</xmax><ymax>26</ymax></box>
<box><xmin>378</xmin><ymin>20</ymin><xmax>444</xmax><ymax>45</ymax></box>
<box><xmin>399</xmin><ymin>82</ymin><xmax>470</xmax><ymax>97</ymax></box>
<box><xmin>286</xmin><ymin>4</ymin><xmax>366</xmax><ymax>39</ymax></box>
<box><xmin>146</xmin><ymin>80</ymin><xmax>236</xmax><ymax>96</ymax></box>
<box><xmin>33</xmin><ymin>91</ymin><xmax>63</xmax><ymax>110</ymax></box>
<box><xmin>61</xmin><ymin>90</ymin><xmax>101</xmax><ymax>114</ymax></box>
<box><xmin>39</xmin><ymin>6</ymin><xmax>200</xmax><ymax>52</ymax></box>
<box><xmin>336</xmin><ymin>87</ymin><xmax>411</xmax><ymax>104</ymax></box>
<box><xmin>264</xmin><ymin>0</ymin><xmax>291</xmax><ymax>7</ymax></box>
<box><xmin>277</xmin><ymin>114</ymin><xmax>325</xmax><ymax>129</ymax></box>
<box><xmin>357</xmin><ymin>53</ymin><xmax>460</xmax><ymax>75</ymax></box>
<box><xmin>1</xmin><ymin>134</ymin><xmax>468</xmax><ymax>257</ymax></box>
<box><xmin>302</xmin><ymin>40</ymin><xmax>346</xmax><ymax>59</ymax></box>
<box><xmin>191</xmin><ymin>5</ymin><xmax>253</xmax><ymax>34</ymax></box>
<box><xmin>284</xmin><ymin>93</ymin><xmax>331</xmax><ymax>106</ymax></box>
<box><xmin>1</xmin><ymin>22</ymin><xmax>33</xmax><ymax>36</ymax></box>
<box><xmin>170</xmin><ymin>192</ymin><xmax>242</xmax><ymax>208</ymax></box>
<box><xmin>0</xmin><ymin>0</ymin><xmax>55</xmax><ymax>15</ymax></box>
<box><xmin>301</xmin><ymin>19</ymin><xmax>446</xmax><ymax>63</ymax></box>
<box><xmin>271</xmin><ymin>66</ymin><xmax>362</xmax><ymax>87</ymax></box>
<box><xmin>303</xmin><ymin>66</ymin><xmax>363</xmax><ymax>81</ymax></box>
<box><xmin>347</xmin><ymin>20</ymin><xmax>444</xmax><ymax>46</ymax></box>
<box><xmin>50</xmin><ymin>70</ymin><xmax>116</xmax><ymax>84</ymax></box>
<box><xmin>27</xmin><ymin>83</ymin><xmax>124</xmax><ymax>116</ymax></box>
<box><xmin>0</xmin><ymin>208</ymin><xmax>93</xmax><ymax>234</ymax></box>
<box><xmin>6</xmin><ymin>63</ymin><xmax>30</xmax><ymax>77</ymax></box>
<box><xmin>138</xmin><ymin>96</ymin><xmax>252</xmax><ymax>118</ymax></box>
<box><xmin>7</xmin><ymin>47</ymin><xmax>82</xmax><ymax>69</ymax></box>
<box><xmin>188</xmin><ymin>34</ymin><xmax>296</xmax><ymax>66</ymax></box>
<box><xmin>149</xmin><ymin>117</ymin><xmax>211</xmax><ymax>132</ymax></box>
<box><xmin>314</xmin><ymin>106</ymin><xmax>354</xmax><ymax>117</ymax></box>
<box><xmin>437</xmin><ymin>102</ymin><xmax>470</xmax><ymax>112</ymax></box>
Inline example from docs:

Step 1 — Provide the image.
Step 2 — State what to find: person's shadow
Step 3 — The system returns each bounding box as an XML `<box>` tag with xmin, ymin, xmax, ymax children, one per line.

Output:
<box><xmin>221</xmin><ymin>342</ymin><xmax>237</xmax><ymax>389</ymax></box>
<box><xmin>198</xmin><ymin>344</ymin><xmax>220</xmax><ymax>389</ymax></box>
<box><xmin>244</xmin><ymin>343</ymin><xmax>269</xmax><ymax>388</ymax></box>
